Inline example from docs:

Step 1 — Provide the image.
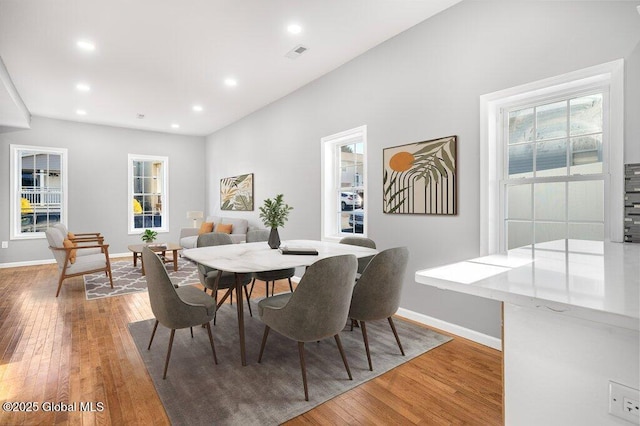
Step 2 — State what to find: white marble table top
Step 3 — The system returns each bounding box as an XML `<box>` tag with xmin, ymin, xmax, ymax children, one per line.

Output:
<box><xmin>415</xmin><ymin>240</ymin><xmax>640</xmax><ymax>330</ymax></box>
<box><xmin>183</xmin><ymin>239</ymin><xmax>378</xmax><ymax>274</ymax></box>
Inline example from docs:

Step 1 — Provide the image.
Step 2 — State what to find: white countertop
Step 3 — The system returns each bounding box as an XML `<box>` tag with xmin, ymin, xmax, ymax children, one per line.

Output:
<box><xmin>183</xmin><ymin>239</ymin><xmax>378</xmax><ymax>273</ymax></box>
<box><xmin>415</xmin><ymin>240</ymin><xmax>640</xmax><ymax>330</ymax></box>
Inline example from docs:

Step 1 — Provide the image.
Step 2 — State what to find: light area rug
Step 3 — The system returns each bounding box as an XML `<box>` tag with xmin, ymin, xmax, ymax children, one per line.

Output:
<box><xmin>128</xmin><ymin>303</ymin><xmax>452</xmax><ymax>425</ymax></box>
<box><xmin>83</xmin><ymin>258</ymin><xmax>199</xmax><ymax>300</ymax></box>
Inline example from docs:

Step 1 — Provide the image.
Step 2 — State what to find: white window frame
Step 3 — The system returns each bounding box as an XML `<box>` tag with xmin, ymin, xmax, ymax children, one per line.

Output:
<box><xmin>321</xmin><ymin>125</ymin><xmax>367</xmax><ymax>242</ymax></box>
<box><xmin>9</xmin><ymin>144</ymin><xmax>68</xmax><ymax>240</ymax></box>
<box><xmin>128</xmin><ymin>154</ymin><xmax>169</xmax><ymax>234</ymax></box>
<box><xmin>480</xmin><ymin>59</ymin><xmax>624</xmax><ymax>255</ymax></box>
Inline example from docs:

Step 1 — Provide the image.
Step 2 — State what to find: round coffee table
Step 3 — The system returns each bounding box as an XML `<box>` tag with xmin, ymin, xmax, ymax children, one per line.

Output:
<box><xmin>127</xmin><ymin>242</ymin><xmax>182</xmax><ymax>275</ymax></box>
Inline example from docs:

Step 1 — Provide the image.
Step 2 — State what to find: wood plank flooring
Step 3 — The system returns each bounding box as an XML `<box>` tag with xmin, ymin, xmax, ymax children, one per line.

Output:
<box><xmin>0</xmin><ymin>260</ymin><xmax>502</xmax><ymax>425</ymax></box>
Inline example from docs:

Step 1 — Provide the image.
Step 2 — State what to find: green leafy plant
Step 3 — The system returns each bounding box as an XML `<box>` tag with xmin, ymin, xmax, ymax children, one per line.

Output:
<box><xmin>141</xmin><ymin>229</ymin><xmax>158</xmax><ymax>243</ymax></box>
<box><xmin>259</xmin><ymin>194</ymin><xmax>293</xmax><ymax>229</ymax></box>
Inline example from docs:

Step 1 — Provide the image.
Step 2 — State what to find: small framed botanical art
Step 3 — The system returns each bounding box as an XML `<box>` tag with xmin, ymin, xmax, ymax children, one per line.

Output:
<box><xmin>220</xmin><ymin>173</ymin><xmax>254</xmax><ymax>211</ymax></box>
<box><xmin>383</xmin><ymin>135</ymin><xmax>457</xmax><ymax>215</ymax></box>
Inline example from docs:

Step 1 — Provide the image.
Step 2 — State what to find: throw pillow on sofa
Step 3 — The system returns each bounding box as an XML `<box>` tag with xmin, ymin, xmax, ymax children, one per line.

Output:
<box><xmin>199</xmin><ymin>222</ymin><xmax>214</xmax><ymax>234</ymax></box>
<box><xmin>215</xmin><ymin>223</ymin><xmax>233</xmax><ymax>234</ymax></box>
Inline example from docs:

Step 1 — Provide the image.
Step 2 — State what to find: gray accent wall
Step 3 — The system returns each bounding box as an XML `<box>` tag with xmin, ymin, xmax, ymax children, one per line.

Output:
<box><xmin>0</xmin><ymin>116</ymin><xmax>205</xmax><ymax>264</ymax></box>
<box><xmin>204</xmin><ymin>1</ymin><xmax>640</xmax><ymax>338</ymax></box>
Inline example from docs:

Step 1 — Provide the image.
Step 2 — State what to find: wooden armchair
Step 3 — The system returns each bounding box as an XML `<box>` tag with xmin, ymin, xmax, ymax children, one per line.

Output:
<box><xmin>53</xmin><ymin>223</ymin><xmax>104</xmax><ymax>255</ymax></box>
<box><xmin>53</xmin><ymin>223</ymin><xmax>104</xmax><ymax>244</ymax></box>
<box><xmin>45</xmin><ymin>227</ymin><xmax>113</xmax><ymax>297</ymax></box>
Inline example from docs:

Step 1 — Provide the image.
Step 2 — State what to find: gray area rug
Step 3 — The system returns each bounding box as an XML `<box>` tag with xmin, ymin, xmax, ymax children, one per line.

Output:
<box><xmin>128</xmin><ymin>301</ymin><xmax>452</xmax><ymax>425</ymax></box>
<box><xmin>84</xmin><ymin>258</ymin><xmax>198</xmax><ymax>300</ymax></box>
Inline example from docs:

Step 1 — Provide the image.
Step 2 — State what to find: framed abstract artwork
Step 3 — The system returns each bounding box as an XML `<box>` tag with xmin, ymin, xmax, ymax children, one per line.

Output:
<box><xmin>220</xmin><ymin>173</ymin><xmax>254</xmax><ymax>211</ymax></box>
<box><xmin>383</xmin><ymin>135</ymin><xmax>457</xmax><ymax>215</ymax></box>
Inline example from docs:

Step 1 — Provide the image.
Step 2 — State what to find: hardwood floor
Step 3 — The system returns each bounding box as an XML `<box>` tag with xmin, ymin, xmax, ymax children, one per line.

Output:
<box><xmin>0</xmin><ymin>261</ymin><xmax>502</xmax><ymax>425</ymax></box>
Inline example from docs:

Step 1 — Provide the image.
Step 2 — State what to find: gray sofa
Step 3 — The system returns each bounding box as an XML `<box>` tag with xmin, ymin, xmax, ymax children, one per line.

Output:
<box><xmin>179</xmin><ymin>216</ymin><xmax>249</xmax><ymax>248</ymax></box>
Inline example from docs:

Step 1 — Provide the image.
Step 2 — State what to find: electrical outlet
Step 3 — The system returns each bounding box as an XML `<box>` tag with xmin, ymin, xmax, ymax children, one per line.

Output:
<box><xmin>624</xmin><ymin>397</ymin><xmax>640</xmax><ymax>417</ymax></box>
<box><xmin>610</xmin><ymin>381</ymin><xmax>640</xmax><ymax>423</ymax></box>
<box><xmin>1</xmin><ymin>241</ymin><xmax>7</xmax><ymax>249</ymax></box>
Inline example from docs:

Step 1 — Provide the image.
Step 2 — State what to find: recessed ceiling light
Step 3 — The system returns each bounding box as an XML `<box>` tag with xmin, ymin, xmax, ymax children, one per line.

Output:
<box><xmin>76</xmin><ymin>83</ymin><xmax>91</xmax><ymax>92</ymax></box>
<box><xmin>76</xmin><ymin>109</ymin><xmax>87</xmax><ymax>116</ymax></box>
<box><xmin>287</xmin><ymin>24</ymin><xmax>302</xmax><ymax>34</ymax></box>
<box><xmin>192</xmin><ymin>105</ymin><xmax>203</xmax><ymax>112</ymax></box>
<box><xmin>224</xmin><ymin>78</ymin><xmax>237</xmax><ymax>87</ymax></box>
<box><xmin>171</xmin><ymin>123</ymin><xmax>180</xmax><ymax>129</ymax></box>
<box><xmin>76</xmin><ymin>40</ymin><xmax>95</xmax><ymax>51</ymax></box>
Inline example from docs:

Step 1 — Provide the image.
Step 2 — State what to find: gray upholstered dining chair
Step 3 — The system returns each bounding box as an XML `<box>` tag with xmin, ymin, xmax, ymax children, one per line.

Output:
<box><xmin>348</xmin><ymin>247</ymin><xmax>409</xmax><ymax>371</ymax></box>
<box><xmin>257</xmin><ymin>254</ymin><xmax>358</xmax><ymax>401</ymax></box>
<box><xmin>45</xmin><ymin>227</ymin><xmax>113</xmax><ymax>297</ymax></box>
<box><xmin>196</xmin><ymin>232</ymin><xmax>253</xmax><ymax>320</ymax></box>
<box><xmin>143</xmin><ymin>247</ymin><xmax>218</xmax><ymax>379</ymax></box>
<box><xmin>339</xmin><ymin>236</ymin><xmax>376</xmax><ymax>277</ymax></box>
<box><xmin>246</xmin><ymin>229</ymin><xmax>295</xmax><ymax>298</ymax></box>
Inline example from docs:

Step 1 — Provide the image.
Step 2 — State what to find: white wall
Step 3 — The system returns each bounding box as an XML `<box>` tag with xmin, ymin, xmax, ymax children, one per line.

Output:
<box><xmin>504</xmin><ymin>303</ymin><xmax>639</xmax><ymax>426</ymax></box>
<box><xmin>0</xmin><ymin>116</ymin><xmax>206</xmax><ymax>264</ymax></box>
<box><xmin>204</xmin><ymin>1</ymin><xmax>640</xmax><ymax>339</ymax></box>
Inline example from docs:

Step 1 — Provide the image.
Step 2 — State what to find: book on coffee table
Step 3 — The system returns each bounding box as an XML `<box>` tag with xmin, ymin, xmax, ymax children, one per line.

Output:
<box><xmin>278</xmin><ymin>246</ymin><xmax>319</xmax><ymax>255</ymax></box>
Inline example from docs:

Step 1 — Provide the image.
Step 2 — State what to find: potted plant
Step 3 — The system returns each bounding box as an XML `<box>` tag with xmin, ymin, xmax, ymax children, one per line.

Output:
<box><xmin>141</xmin><ymin>229</ymin><xmax>158</xmax><ymax>244</ymax></box>
<box><xmin>258</xmin><ymin>194</ymin><xmax>293</xmax><ymax>249</ymax></box>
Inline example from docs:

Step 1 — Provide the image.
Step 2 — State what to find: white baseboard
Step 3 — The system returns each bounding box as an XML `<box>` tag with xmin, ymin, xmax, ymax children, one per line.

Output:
<box><xmin>0</xmin><ymin>251</ymin><xmax>133</xmax><ymax>269</ymax></box>
<box><xmin>396</xmin><ymin>307</ymin><xmax>502</xmax><ymax>351</ymax></box>
<box><xmin>0</xmin><ymin>258</ymin><xmax>57</xmax><ymax>268</ymax></box>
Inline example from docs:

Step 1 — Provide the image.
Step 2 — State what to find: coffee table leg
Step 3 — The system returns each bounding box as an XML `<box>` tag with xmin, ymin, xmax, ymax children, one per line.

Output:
<box><xmin>172</xmin><ymin>249</ymin><xmax>178</xmax><ymax>271</ymax></box>
<box><xmin>236</xmin><ymin>272</ymin><xmax>246</xmax><ymax>366</ymax></box>
<box><xmin>133</xmin><ymin>252</ymin><xmax>138</xmax><ymax>267</ymax></box>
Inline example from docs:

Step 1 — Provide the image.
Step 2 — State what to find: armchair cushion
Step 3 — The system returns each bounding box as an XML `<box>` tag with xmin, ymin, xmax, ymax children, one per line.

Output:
<box><xmin>66</xmin><ymin>252</ymin><xmax>110</xmax><ymax>274</ymax></box>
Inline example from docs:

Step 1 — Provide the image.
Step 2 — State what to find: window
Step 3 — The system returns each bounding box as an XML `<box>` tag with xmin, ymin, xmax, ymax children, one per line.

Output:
<box><xmin>504</xmin><ymin>93</ymin><xmax>605</xmax><ymax>251</ymax></box>
<box><xmin>128</xmin><ymin>154</ymin><xmax>168</xmax><ymax>234</ymax></box>
<box><xmin>10</xmin><ymin>145</ymin><xmax>68</xmax><ymax>239</ymax></box>
<box><xmin>321</xmin><ymin>126</ymin><xmax>367</xmax><ymax>241</ymax></box>
<box><xmin>480</xmin><ymin>60</ymin><xmax>624</xmax><ymax>254</ymax></box>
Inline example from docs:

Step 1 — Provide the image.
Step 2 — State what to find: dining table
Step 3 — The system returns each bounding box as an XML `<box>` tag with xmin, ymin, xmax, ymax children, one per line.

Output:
<box><xmin>182</xmin><ymin>239</ymin><xmax>378</xmax><ymax>366</ymax></box>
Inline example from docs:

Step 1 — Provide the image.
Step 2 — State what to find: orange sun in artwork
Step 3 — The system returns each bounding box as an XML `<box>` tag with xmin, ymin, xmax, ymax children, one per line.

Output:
<box><xmin>389</xmin><ymin>151</ymin><xmax>415</xmax><ymax>172</ymax></box>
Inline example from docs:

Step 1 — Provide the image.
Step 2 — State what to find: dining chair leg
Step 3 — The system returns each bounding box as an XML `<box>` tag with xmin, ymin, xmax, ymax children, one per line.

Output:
<box><xmin>147</xmin><ymin>320</ymin><xmax>159</xmax><ymax>350</ymax></box>
<box><xmin>249</xmin><ymin>278</ymin><xmax>256</xmax><ymax>298</ymax></box>
<box><xmin>360</xmin><ymin>320</ymin><xmax>373</xmax><ymax>371</ymax></box>
<box><xmin>243</xmin><ymin>285</ymin><xmax>253</xmax><ymax>317</ymax></box>
<box><xmin>298</xmin><ymin>341</ymin><xmax>309</xmax><ymax>401</ymax></box>
<box><xmin>257</xmin><ymin>326</ymin><xmax>270</xmax><ymax>363</ymax></box>
<box><xmin>288</xmin><ymin>278</ymin><xmax>294</xmax><ymax>293</ymax></box>
<box><xmin>190</xmin><ymin>327</ymin><xmax>194</xmax><ymax>338</ymax></box>
<box><xmin>334</xmin><ymin>334</ymin><xmax>353</xmax><ymax>380</ymax></box>
<box><xmin>388</xmin><ymin>317</ymin><xmax>405</xmax><ymax>356</ymax></box>
<box><xmin>215</xmin><ymin>288</ymin><xmax>233</xmax><ymax>308</ymax></box>
<box><xmin>163</xmin><ymin>329</ymin><xmax>176</xmax><ymax>379</ymax></box>
<box><xmin>213</xmin><ymin>292</ymin><xmax>218</xmax><ymax>326</ymax></box>
<box><xmin>205</xmin><ymin>322</ymin><xmax>218</xmax><ymax>364</ymax></box>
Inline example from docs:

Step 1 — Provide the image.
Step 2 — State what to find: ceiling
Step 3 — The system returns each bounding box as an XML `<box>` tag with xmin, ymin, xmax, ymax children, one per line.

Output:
<box><xmin>0</xmin><ymin>0</ymin><xmax>461</xmax><ymax>136</ymax></box>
